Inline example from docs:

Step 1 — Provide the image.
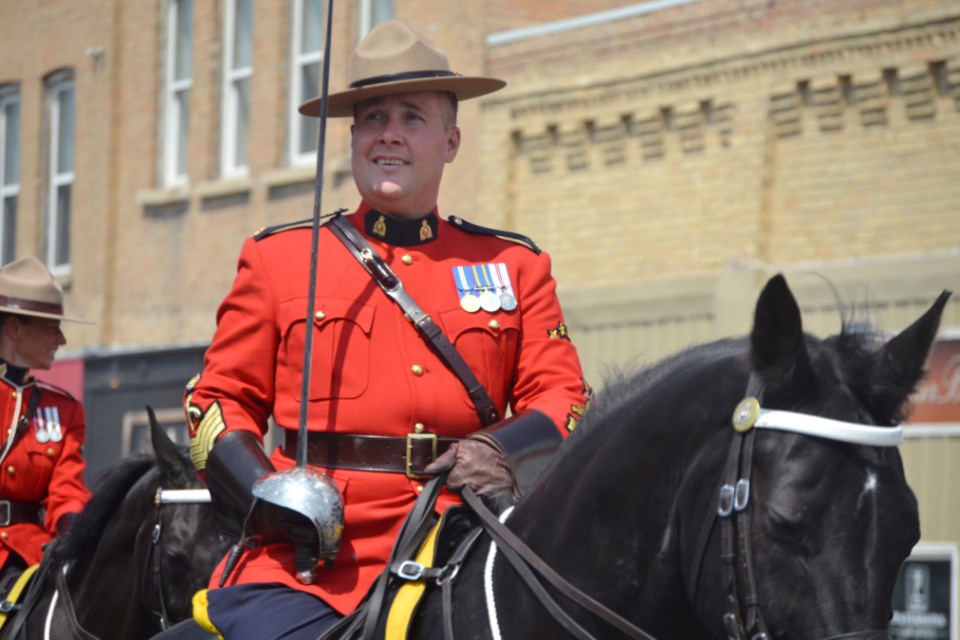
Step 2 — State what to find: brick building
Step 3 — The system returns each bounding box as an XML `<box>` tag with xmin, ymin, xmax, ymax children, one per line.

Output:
<box><xmin>1</xmin><ymin>0</ymin><xmax>958</xmax><ymax>632</ymax></box>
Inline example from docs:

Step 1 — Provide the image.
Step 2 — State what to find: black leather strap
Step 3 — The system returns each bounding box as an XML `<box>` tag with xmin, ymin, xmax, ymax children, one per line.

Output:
<box><xmin>329</xmin><ymin>216</ymin><xmax>500</xmax><ymax>426</ymax></box>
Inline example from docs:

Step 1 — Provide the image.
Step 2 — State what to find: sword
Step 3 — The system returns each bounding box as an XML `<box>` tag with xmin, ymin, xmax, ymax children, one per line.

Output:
<box><xmin>250</xmin><ymin>0</ymin><xmax>344</xmax><ymax>585</ymax></box>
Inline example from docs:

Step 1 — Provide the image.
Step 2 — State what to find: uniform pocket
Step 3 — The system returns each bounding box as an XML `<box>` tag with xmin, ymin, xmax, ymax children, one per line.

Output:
<box><xmin>437</xmin><ymin>308</ymin><xmax>520</xmax><ymax>410</ymax></box>
<box><xmin>279</xmin><ymin>297</ymin><xmax>376</xmax><ymax>401</ymax></box>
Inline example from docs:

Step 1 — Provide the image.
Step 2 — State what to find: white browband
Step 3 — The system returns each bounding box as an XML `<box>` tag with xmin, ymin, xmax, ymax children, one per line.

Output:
<box><xmin>156</xmin><ymin>488</ymin><xmax>212</xmax><ymax>504</ymax></box>
<box><xmin>754</xmin><ymin>409</ymin><xmax>903</xmax><ymax>447</ymax></box>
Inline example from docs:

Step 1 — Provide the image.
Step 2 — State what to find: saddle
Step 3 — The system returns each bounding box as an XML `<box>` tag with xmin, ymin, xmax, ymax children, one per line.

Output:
<box><xmin>319</xmin><ymin>475</ymin><xmax>485</xmax><ymax>640</ymax></box>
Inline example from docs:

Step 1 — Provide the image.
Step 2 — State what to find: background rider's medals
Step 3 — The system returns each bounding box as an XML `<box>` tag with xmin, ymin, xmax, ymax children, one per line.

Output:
<box><xmin>33</xmin><ymin>406</ymin><xmax>63</xmax><ymax>444</ymax></box>
<box><xmin>479</xmin><ymin>289</ymin><xmax>501</xmax><ymax>312</ymax></box>
<box><xmin>499</xmin><ymin>291</ymin><xmax>517</xmax><ymax>311</ymax></box>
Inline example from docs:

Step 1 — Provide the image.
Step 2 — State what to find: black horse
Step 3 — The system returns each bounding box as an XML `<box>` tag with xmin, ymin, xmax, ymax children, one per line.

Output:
<box><xmin>396</xmin><ymin>275</ymin><xmax>947</xmax><ymax>639</ymax></box>
<box><xmin>1</xmin><ymin>409</ymin><xmax>229</xmax><ymax>640</ymax></box>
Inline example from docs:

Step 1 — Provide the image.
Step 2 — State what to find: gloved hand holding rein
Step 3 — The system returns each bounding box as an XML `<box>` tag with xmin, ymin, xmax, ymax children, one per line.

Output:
<box><xmin>425</xmin><ymin>409</ymin><xmax>563</xmax><ymax>503</ymax></box>
<box><xmin>425</xmin><ymin>433</ymin><xmax>519</xmax><ymax>501</ymax></box>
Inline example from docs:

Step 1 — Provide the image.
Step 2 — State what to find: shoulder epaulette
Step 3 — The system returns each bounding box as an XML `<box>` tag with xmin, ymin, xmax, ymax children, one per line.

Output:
<box><xmin>447</xmin><ymin>216</ymin><xmax>541</xmax><ymax>255</ymax></box>
<box><xmin>35</xmin><ymin>379</ymin><xmax>77</xmax><ymax>401</ymax></box>
<box><xmin>253</xmin><ymin>209</ymin><xmax>348</xmax><ymax>241</ymax></box>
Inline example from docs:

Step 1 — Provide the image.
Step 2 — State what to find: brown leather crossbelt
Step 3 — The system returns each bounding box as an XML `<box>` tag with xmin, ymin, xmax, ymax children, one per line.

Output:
<box><xmin>283</xmin><ymin>431</ymin><xmax>459</xmax><ymax>479</ymax></box>
<box><xmin>0</xmin><ymin>500</ymin><xmax>41</xmax><ymax>527</ymax></box>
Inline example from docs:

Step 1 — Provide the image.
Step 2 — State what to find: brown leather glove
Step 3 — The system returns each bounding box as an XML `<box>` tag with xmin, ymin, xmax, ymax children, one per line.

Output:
<box><xmin>425</xmin><ymin>433</ymin><xmax>519</xmax><ymax>501</ymax></box>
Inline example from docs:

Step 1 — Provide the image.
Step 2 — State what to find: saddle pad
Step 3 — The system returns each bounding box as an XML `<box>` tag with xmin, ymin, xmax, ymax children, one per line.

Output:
<box><xmin>0</xmin><ymin>563</ymin><xmax>39</xmax><ymax>631</ymax></box>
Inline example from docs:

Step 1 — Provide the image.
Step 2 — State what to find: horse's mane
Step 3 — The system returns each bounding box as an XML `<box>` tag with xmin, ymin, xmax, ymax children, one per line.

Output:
<box><xmin>570</xmin><ymin>309</ymin><xmax>895</xmax><ymax>450</ymax></box>
<box><xmin>56</xmin><ymin>454</ymin><xmax>157</xmax><ymax>562</ymax></box>
<box><xmin>572</xmin><ymin>337</ymin><xmax>748</xmax><ymax>440</ymax></box>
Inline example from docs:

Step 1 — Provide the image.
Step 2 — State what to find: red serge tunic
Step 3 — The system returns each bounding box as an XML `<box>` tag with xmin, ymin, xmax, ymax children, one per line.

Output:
<box><xmin>0</xmin><ymin>373</ymin><xmax>91</xmax><ymax>569</ymax></box>
<box><xmin>187</xmin><ymin>205</ymin><xmax>590</xmax><ymax>614</ymax></box>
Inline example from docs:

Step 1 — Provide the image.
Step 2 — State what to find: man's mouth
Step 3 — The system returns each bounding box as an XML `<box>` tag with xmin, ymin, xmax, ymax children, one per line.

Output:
<box><xmin>375</xmin><ymin>158</ymin><xmax>407</xmax><ymax>167</ymax></box>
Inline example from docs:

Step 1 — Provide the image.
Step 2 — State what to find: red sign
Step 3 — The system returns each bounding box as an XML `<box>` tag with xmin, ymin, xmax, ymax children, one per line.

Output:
<box><xmin>907</xmin><ymin>339</ymin><xmax>960</xmax><ymax>424</ymax></box>
<box><xmin>32</xmin><ymin>357</ymin><xmax>85</xmax><ymax>400</ymax></box>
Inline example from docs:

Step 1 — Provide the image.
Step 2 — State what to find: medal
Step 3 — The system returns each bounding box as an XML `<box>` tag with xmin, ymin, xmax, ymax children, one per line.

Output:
<box><xmin>500</xmin><ymin>292</ymin><xmax>517</xmax><ymax>311</ymax></box>
<box><xmin>479</xmin><ymin>290</ymin><xmax>501</xmax><ymax>312</ymax></box>
<box><xmin>460</xmin><ymin>294</ymin><xmax>481</xmax><ymax>313</ymax></box>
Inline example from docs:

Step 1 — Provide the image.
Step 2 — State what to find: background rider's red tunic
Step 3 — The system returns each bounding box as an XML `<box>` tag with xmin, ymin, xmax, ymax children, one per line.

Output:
<box><xmin>0</xmin><ymin>375</ymin><xmax>91</xmax><ymax>568</ymax></box>
<box><xmin>187</xmin><ymin>204</ymin><xmax>589</xmax><ymax>614</ymax></box>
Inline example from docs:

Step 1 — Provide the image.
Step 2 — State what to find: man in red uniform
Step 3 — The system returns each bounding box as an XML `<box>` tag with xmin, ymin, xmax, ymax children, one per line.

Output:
<box><xmin>184</xmin><ymin>20</ymin><xmax>590</xmax><ymax>639</ymax></box>
<box><xmin>0</xmin><ymin>257</ymin><xmax>92</xmax><ymax>585</ymax></box>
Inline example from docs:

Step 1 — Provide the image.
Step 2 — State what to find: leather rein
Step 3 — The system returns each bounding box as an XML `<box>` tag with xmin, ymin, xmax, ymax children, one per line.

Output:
<box><xmin>684</xmin><ymin>374</ymin><xmax>902</xmax><ymax>640</ymax></box>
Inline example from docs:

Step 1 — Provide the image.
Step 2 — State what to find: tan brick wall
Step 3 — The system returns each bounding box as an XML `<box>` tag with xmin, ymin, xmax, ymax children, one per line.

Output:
<box><xmin>481</xmin><ymin>0</ymin><xmax>960</xmax><ymax>294</ymax></box>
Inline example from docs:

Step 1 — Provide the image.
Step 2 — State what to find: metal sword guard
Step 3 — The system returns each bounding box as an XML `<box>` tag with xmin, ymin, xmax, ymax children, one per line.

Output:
<box><xmin>251</xmin><ymin>466</ymin><xmax>345</xmax><ymax>580</ymax></box>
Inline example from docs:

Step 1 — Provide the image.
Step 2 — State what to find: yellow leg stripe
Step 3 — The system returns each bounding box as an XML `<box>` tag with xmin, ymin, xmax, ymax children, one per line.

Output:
<box><xmin>385</xmin><ymin>521</ymin><xmax>442</xmax><ymax>640</ymax></box>
<box><xmin>192</xmin><ymin>589</ymin><xmax>224</xmax><ymax>639</ymax></box>
<box><xmin>0</xmin><ymin>563</ymin><xmax>40</xmax><ymax>631</ymax></box>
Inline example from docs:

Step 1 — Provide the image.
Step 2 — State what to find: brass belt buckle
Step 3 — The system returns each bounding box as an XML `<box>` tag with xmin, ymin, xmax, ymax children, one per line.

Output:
<box><xmin>406</xmin><ymin>432</ymin><xmax>437</xmax><ymax>479</ymax></box>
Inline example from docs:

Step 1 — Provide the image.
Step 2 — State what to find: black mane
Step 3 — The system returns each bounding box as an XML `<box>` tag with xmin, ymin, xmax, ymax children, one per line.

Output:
<box><xmin>56</xmin><ymin>454</ymin><xmax>155</xmax><ymax>562</ymax></box>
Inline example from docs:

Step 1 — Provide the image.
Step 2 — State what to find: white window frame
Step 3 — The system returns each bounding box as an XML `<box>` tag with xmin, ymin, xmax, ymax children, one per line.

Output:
<box><xmin>46</xmin><ymin>75</ymin><xmax>74</xmax><ymax>277</ymax></box>
<box><xmin>288</xmin><ymin>0</ymin><xmax>323</xmax><ymax>165</ymax></box>
<box><xmin>0</xmin><ymin>87</ymin><xmax>20</xmax><ymax>265</ymax></box>
<box><xmin>358</xmin><ymin>0</ymin><xmax>393</xmax><ymax>38</ymax></box>
<box><xmin>221</xmin><ymin>0</ymin><xmax>252</xmax><ymax>177</ymax></box>
<box><xmin>164</xmin><ymin>0</ymin><xmax>193</xmax><ymax>187</ymax></box>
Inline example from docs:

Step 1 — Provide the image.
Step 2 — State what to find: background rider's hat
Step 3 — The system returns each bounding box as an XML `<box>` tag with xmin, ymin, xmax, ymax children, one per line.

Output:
<box><xmin>0</xmin><ymin>257</ymin><xmax>93</xmax><ymax>324</ymax></box>
<box><xmin>299</xmin><ymin>20</ymin><xmax>506</xmax><ymax>118</ymax></box>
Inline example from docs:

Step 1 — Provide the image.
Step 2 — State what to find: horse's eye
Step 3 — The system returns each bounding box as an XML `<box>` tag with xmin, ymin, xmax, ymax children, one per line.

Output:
<box><xmin>765</xmin><ymin>508</ymin><xmax>807</xmax><ymax>553</ymax></box>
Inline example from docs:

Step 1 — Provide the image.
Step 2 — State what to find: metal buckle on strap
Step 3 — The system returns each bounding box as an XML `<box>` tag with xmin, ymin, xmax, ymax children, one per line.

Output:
<box><xmin>406</xmin><ymin>432</ymin><xmax>438</xmax><ymax>479</ymax></box>
<box><xmin>0</xmin><ymin>501</ymin><xmax>10</xmax><ymax>527</ymax></box>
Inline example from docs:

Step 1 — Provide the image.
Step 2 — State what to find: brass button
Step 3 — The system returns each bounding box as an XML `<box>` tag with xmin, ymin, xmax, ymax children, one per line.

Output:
<box><xmin>1</xmin><ymin>532</ymin><xmax>7</xmax><ymax>539</ymax></box>
<box><xmin>416</xmin><ymin>484</ymin><xmax>424</xmax><ymax>493</ymax></box>
<box><xmin>488</xmin><ymin>320</ymin><xmax>500</xmax><ymax>330</ymax></box>
<box><xmin>46</xmin><ymin>447</ymin><xmax>55</xmax><ymax>456</ymax></box>
<box><xmin>5</xmin><ymin>465</ymin><xmax>14</xmax><ymax>475</ymax></box>
<box><xmin>315</xmin><ymin>311</ymin><xmax>326</xmax><ymax>321</ymax></box>
<box><xmin>411</xmin><ymin>364</ymin><xmax>424</xmax><ymax>377</ymax></box>
<box><xmin>413</xmin><ymin>422</ymin><xmax>425</xmax><ymax>433</ymax></box>
<box><xmin>10</xmin><ymin>391</ymin><xmax>16</xmax><ymax>398</ymax></box>
<box><xmin>401</xmin><ymin>254</ymin><xmax>413</xmax><ymax>265</ymax></box>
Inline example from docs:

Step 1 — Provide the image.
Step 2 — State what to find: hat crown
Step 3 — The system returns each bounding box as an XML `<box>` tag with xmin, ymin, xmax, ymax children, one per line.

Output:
<box><xmin>349</xmin><ymin>21</ymin><xmax>452</xmax><ymax>87</ymax></box>
<box><xmin>0</xmin><ymin>257</ymin><xmax>63</xmax><ymax>307</ymax></box>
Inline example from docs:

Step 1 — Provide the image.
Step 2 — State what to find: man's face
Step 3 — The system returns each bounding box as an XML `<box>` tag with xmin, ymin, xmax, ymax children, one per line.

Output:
<box><xmin>351</xmin><ymin>91</ymin><xmax>460</xmax><ymax>217</ymax></box>
<box><xmin>11</xmin><ymin>316</ymin><xmax>65</xmax><ymax>370</ymax></box>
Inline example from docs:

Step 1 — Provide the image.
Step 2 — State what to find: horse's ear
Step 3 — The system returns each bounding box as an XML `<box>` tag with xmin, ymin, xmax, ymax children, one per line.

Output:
<box><xmin>147</xmin><ymin>405</ymin><xmax>197</xmax><ymax>484</ymax></box>
<box><xmin>750</xmin><ymin>274</ymin><xmax>814</xmax><ymax>393</ymax></box>
<box><xmin>870</xmin><ymin>290</ymin><xmax>951</xmax><ymax>421</ymax></box>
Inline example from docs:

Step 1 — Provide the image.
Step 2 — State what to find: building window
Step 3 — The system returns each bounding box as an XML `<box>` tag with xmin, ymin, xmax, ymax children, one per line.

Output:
<box><xmin>45</xmin><ymin>72</ymin><xmax>74</xmax><ymax>276</ymax></box>
<box><xmin>164</xmin><ymin>0</ymin><xmax>193</xmax><ymax>187</ymax></box>
<box><xmin>222</xmin><ymin>0</ymin><xmax>252</xmax><ymax>177</ymax></box>
<box><xmin>289</xmin><ymin>0</ymin><xmax>323</xmax><ymax>164</ymax></box>
<box><xmin>358</xmin><ymin>0</ymin><xmax>393</xmax><ymax>38</ymax></box>
<box><xmin>0</xmin><ymin>86</ymin><xmax>19</xmax><ymax>265</ymax></box>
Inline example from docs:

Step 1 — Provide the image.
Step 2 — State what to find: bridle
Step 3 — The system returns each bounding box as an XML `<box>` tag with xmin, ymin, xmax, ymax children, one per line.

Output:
<box><xmin>685</xmin><ymin>374</ymin><xmax>902</xmax><ymax>640</ymax></box>
<box><xmin>140</xmin><ymin>487</ymin><xmax>212</xmax><ymax>632</ymax></box>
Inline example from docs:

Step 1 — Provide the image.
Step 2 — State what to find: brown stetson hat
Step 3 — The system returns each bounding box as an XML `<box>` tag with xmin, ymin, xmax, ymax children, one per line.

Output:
<box><xmin>299</xmin><ymin>20</ymin><xmax>506</xmax><ymax>118</ymax></box>
<box><xmin>0</xmin><ymin>257</ymin><xmax>93</xmax><ymax>324</ymax></box>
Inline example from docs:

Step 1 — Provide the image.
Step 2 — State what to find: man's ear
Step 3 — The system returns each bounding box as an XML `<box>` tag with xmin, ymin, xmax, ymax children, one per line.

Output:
<box><xmin>445</xmin><ymin>126</ymin><xmax>461</xmax><ymax>163</ymax></box>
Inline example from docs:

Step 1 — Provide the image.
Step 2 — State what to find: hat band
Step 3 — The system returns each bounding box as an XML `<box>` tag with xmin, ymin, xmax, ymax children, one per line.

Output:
<box><xmin>0</xmin><ymin>295</ymin><xmax>63</xmax><ymax>316</ymax></box>
<box><xmin>349</xmin><ymin>69</ymin><xmax>458</xmax><ymax>90</ymax></box>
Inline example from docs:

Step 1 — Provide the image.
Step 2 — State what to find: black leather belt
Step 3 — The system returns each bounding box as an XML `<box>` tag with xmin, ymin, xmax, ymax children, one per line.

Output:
<box><xmin>0</xmin><ymin>500</ymin><xmax>41</xmax><ymax>527</ymax></box>
<box><xmin>283</xmin><ymin>431</ymin><xmax>459</xmax><ymax>479</ymax></box>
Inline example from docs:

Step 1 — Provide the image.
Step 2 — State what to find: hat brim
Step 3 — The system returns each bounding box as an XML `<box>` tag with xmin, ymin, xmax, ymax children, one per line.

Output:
<box><xmin>299</xmin><ymin>76</ymin><xmax>506</xmax><ymax>118</ymax></box>
<box><xmin>0</xmin><ymin>305</ymin><xmax>94</xmax><ymax>324</ymax></box>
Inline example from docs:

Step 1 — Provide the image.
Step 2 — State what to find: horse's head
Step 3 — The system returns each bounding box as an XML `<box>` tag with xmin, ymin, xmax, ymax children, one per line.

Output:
<box><xmin>137</xmin><ymin>409</ymin><xmax>229</xmax><ymax>629</ymax></box>
<box><xmin>684</xmin><ymin>275</ymin><xmax>948</xmax><ymax>639</ymax></box>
